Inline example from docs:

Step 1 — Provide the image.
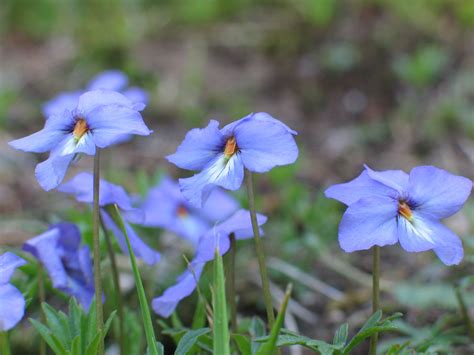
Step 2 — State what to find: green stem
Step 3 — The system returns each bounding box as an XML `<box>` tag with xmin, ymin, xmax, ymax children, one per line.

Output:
<box><xmin>100</xmin><ymin>215</ymin><xmax>125</xmax><ymax>355</ymax></box>
<box><xmin>226</xmin><ymin>233</ymin><xmax>237</xmax><ymax>332</ymax></box>
<box><xmin>369</xmin><ymin>246</ymin><xmax>380</xmax><ymax>355</ymax></box>
<box><xmin>0</xmin><ymin>332</ymin><xmax>11</xmax><ymax>355</ymax></box>
<box><xmin>245</xmin><ymin>170</ymin><xmax>275</xmax><ymax>328</ymax></box>
<box><xmin>455</xmin><ymin>286</ymin><xmax>474</xmax><ymax>339</ymax></box>
<box><xmin>38</xmin><ymin>266</ymin><xmax>47</xmax><ymax>355</ymax></box>
<box><xmin>93</xmin><ymin>149</ymin><xmax>104</xmax><ymax>355</ymax></box>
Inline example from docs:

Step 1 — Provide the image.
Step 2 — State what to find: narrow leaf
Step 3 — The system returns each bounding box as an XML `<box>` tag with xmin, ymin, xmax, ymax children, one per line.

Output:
<box><xmin>333</xmin><ymin>323</ymin><xmax>349</xmax><ymax>346</ymax></box>
<box><xmin>212</xmin><ymin>247</ymin><xmax>230</xmax><ymax>355</ymax></box>
<box><xmin>174</xmin><ymin>328</ymin><xmax>210</xmax><ymax>355</ymax></box>
<box><xmin>30</xmin><ymin>318</ymin><xmax>67</xmax><ymax>355</ymax></box>
<box><xmin>231</xmin><ymin>334</ymin><xmax>251</xmax><ymax>355</ymax></box>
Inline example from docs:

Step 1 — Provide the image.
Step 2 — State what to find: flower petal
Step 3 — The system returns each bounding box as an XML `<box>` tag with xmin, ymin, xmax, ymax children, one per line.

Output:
<box><xmin>87</xmin><ymin>70</ymin><xmax>128</xmax><ymax>91</ymax></box>
<box><xmin>77</xmin><ymin>90</ymin><xmax>135</xmax><ymax>114</ymax></box>
<box><xmin>0</xmin><ymin>284</ymin><xmax>25</xmax><ymax>331</ymax></box>
<box><xmin>234</xmin><ymin>119</ymin><xmax>298</xmax><ymax>173</ymax></box>
<box><xmin>364</xmin><ymin>165</ymin><xmax>409</xmax><ymax>195</ymax></box>
<box><xmin>87</xmin><ymin>104</ymin><xmax>152</xmax><ymax>148</ymax></box>
<box><xmin>152</xmin><ymin>263</ymin><xmax>204</xmax><ymax>318</ymax></box>
<box><xmin>179</xmin><ymin>153</ymin><xmax>244</xmax><ymax>208</ymax></box>
<box><xmin>35</xmin><ymin>153</ymin><xmax>75</xmax><ymax>191</ymax></box>
<box><xmin>42</xmin><ymin>91</ymin><xmax>81</xmax><ymax>118</ymax></box>
<box><xmin>397</xmin><ymin>212</ymin><xmax>436</xmax><ymax>253</ymax></box>
<box><xmin>408</xmin><ymin>166</ymin><xmax>472</xmax><ymax>219</ymax></box>
<box><xmin>167</xmin><ymin>120</ymin><xmax>225</xmax><ymax>171</ymax></box>
<box><xmin>122</xmin><ymin>87</ymin><xmax>148</xmax><ymax>106</ymax></box>
<box><xmin>0</xmin><ymin>252</ymin><xmax>26</xmax><ymax>285</ymax></box>
<box><xmin>199</xmin><ymin>188</ymin><xmax>239</xmax><ymax>222</ymax></box>
<box><xmin>216</xmin><ymin>209</ymin><xmax>267</xmax><ymax>240</ymax></box>
<box><xmin>325</xmin><ymin>169</ymin><xmax>400</xmax><ymax>206</ymax></box>
<box><xmin>221</xmin><ymin>112</ymin><xmax>297</xmax><ymax>136</ymax></box>
<box><xmin>338</xmin><ymin>197</ymin><xmax>398</xmax><ymax>252</ymax></box>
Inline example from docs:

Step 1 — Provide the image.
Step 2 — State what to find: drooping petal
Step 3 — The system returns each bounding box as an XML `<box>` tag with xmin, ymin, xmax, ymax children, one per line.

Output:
<box><xmin>53</xmin><ymin>222</ymin><xmax>82</xmax><ymax>251</ymax></box>
<box><xmin>101</xmin><ymin>211</ymin><xmax>161</xmax><ymax>265</ymax></box>
<box><xmin>221</xmin><ymin>112</ymin><xmax>297</xmax><ymax>136</ymax></box>
<box><xmin>77</xmin><ymin>90</ymin><xmax>135</xmax><ymax>115</ymax></box>
<box><xmin>152</xmin><ymin>263</ymin><xmax>204</xmax><ymax>318</ymax></box>
<box><xmin>364</xmin><ymin>165</ymin><xmax>409</xmax><ymax>196</ymax></box>
<box><xmin>0</xmin><ymin>252</ymin><xmax>27</xmax><ymax>285</ymax></box>
<box><xmin>338</xmin><ymin>197</ymin><xmax>398</xmax><ymax>252</ymax></box>
<box><xmin>407</xmin><ymin>166</ymin><xmax>472</xmax><ymax>219</ymax></box>
<box><xmin>87</xmin><ymin>70</ymin><xmax>128</xmax><ymax>91</ymax></box>
<box><xmin>199</xmin><ymin>188</ymin><xmax>239</xmax><ymax>223</ymax></box>
<box><xmin>179</xmin><ymin>153</ymin><xmax>244</xmax><ymax>208</ymax></box>
<box><xmin>233</xmin><ymin>119</ymin><xmax>298</xmax><ymax>173</ymax></box>
<box><xmin>87</xmin><ymin>104</ymin><xmax>152</xmax><ymax>148</ymax></box>
<box><xmin>167</xmin><ymin>120</ymin><xmax>226</xmax><ymax>171</ymax></box>
<box><xmin>325</xmin><ymin>169</ymin><xmax>400</xmax><ymax>206</ymax></box>
<box><xmin>42</xmin><ymin>91</ymin><xmax>82</xmax><ymax>118</ymax></box>
<box><xmin>397</xmin><ymin>212</ymin><xmax>436</xmax><ymax>253</ymax></box>
<box><xmin>35</xmin><ymin>153</ymin><xmax>75</xmax><ymax>191</ymax></box>
<box><xmin>217</xmin><ymin>209</ymin><xmax>267</xmax><ymax>240</ymax></box>
<box><xmin>0</xmin><ymin>284</ymin><xmax>25</xmax><ymax>331</ymax></box>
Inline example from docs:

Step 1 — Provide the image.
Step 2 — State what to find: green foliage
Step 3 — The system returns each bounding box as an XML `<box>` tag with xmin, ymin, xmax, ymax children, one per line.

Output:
<box><xmin>174</xmin><ymin>328</ymin><xmax>210</xmax><ymax>355</ymax></box>
<box><xmin>29</xmin><ymin>298</ymin><xmax>115</xmax><ymax>355</ymax></box>
<box><xmin>212</xmin><ymin>248</ymin><xmax>230</xmax><ymax>355</ymax></box>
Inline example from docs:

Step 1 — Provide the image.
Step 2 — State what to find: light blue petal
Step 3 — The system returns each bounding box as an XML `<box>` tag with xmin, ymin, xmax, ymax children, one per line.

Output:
<box><xmin>87</xmin><ymin>70</ymin><xmax>128</xmax><ymax>91</ymax></box>
<box><xmin>338</xmin><ymin>197</ymin><xmax>398</xmax><ymax>252</ymax></box>
<box><xmin>199</xmin><ymin>188</ymin><xmax>239</xmax><ymax>223</ymax></box>
<box><xmin>167</xmin><ymin>120</ymin><xmax>225</xmax><ymax>171</ymax></box>
<box><xmin>364</xmin><ymin>165</ymin><xmax>409</xmax><ymax>196</ymax></box>
<box><xmin>123</xmin><ymin>87</ymin><xmax>148</xmax><ymax>106</ymax></box>
<box><xmin>408</xmin><ymin>166</ymin><xmax>472</xmax><ymax>219</ymax></box>
<box><xmin>0</xmin><ymin>252</ymin><xmax>27</xmax><ymax>285</ymax></box>
<box><xmin>0</xmin><ymin>284</ymin><xmax>25</xmax><ymax>331</ymax></box>
<box><xmin>35</xmin><ymin>154</ymin><xmax>75</xmax><ymax>191</ymax></box>
<box><xmin>77</xmin><ymin>90</ymin><xmax>135</xmax><ymax>115</ymax></box>
<box><xmin>42</xmin><ymin>91</ymin><xmax>81</xmax><ymax>118</ymax></box>
<box><xmin>221</xmin><ymin>112</ymin><xmax>297</xmax><ymax>136</ymax></box>
<box><xmin>234</xmin><ymin>118</ymin><xmax>298</xmax><ymax>173</ymax></box>
<box><xmin>397</xmin><ymin>211</ymin><xmax>436</xmax><ymax>253</ymax></box>
<box><xmin>179</xmin><ymin>153</ymin><xmax>244</xmax><ymax>208</ymax></box>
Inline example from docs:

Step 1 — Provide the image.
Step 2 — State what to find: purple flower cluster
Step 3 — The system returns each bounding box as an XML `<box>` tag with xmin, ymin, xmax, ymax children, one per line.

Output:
<box><xmin>325</xmin><ymin>165</ymin><xmax>472</xmax><ymax>265</ymax></box>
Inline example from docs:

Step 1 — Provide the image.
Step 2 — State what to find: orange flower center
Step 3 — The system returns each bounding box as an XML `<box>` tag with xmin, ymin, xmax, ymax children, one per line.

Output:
<box><xmin>224</xmin><ymin>136</ymin><xmax>238</xmax><ymax>158</ymax></box>
<box><xmin>177</xmin><ymin>205</ymin><xmax>188</xmax><ymax>217</ymax></box>
<box><xmin>398</xmin><ymin>201</ymin><xmax>413</xmax><ymax>220</ymax></box>
<box><xmin>73</xmin><ymin>118</ymin><xmax>89</xmax><ymax>140</ymax></box>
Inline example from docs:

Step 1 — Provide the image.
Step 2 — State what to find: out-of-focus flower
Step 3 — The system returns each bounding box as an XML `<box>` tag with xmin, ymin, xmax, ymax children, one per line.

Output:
<box><xmin>24</xmin><ymin>223</ymin><xmax>95</xmax><ymax>309</ymax></box>
<box><xmin>152</xmin><ymin>209</ymin><xmax>267</xmax><ymax>317</ymax></box>
<box><xmin>167</xmin><ymin>112</ymin><xmax>298</xmax><ymax>207</ymax></box>
<box><xmin>43</xmin><ymin>70</ymin><xmax>148</xmax><ymax>118</ymax></box>
<box><xmin>325</xmin><ymin>165</ymin><xmax>472</xmax><ymax>265</ymax></box>
<box><xmin>0</xmin><ymin>252</ymin><xmax>27</xmax><ymax>331</ymax></box>
<box><xmin>137</xmin><ymin>176</ymin><xmax>238</xmax><ymax>246</ymax></box>
<box><xmin>59</xmin><ymin>172</ymin><xmax>161</xmax><ymax>265</ymax></box>
<box><xmin>9</xmin><ymin>90</ymin><xmax>152</xmax><ymax>191</ymax></box>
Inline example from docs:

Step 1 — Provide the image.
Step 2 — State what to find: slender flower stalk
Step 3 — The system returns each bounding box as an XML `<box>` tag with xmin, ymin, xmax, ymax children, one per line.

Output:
<box><xmin>225</xmin><ymin>233</ymin><xmax>237</xmax><ymax>332</ymax></box>
<box><xmin>369</xmin><ymin>246</ymin><xmax>380</xmax><ymax>355</ymax></box>
<box><xmin>37</xmin><ymin>266</ymin><xmax>46</xmax><ymax>355</ymax></box>
<box><xmin>245</xmin><ymin>170</ymin><xmax>275</xmax><ymax>327</ymax></box>
<box><xmin>92</xmin><ymin>150</ymin><xmax>104</xmax><ymax>355</ymax></box>
<box><xmin>100</xmin><ymin>215</ymin><xmax>125</xmax><ymax>355</ymax></box>
<box><xmin>0</xmin><ymin>332</ymin><xmax>10</xmax><ymax>355</ymax></box>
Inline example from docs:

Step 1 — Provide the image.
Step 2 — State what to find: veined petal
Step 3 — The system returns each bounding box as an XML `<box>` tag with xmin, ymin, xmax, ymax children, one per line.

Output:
<box><xmin>167</xmin><ymin>120</ymin><xmax>225</xmax><ymax>171</ymax></box>
<box><xmin>54</xmin><ymin>132</ymin><xmax>96</xmax><ymax>156</ymax></box>
<box><xmin>338</xmin><ymin>197</ymin><xmax>398</xmax><ymax>252</ymax></box>
<box><xmin>397</xmin><ymin>212</ymin><xmax>436</xmax><ymax>253</ymax></box>
<box><xmin>42</xmin><ymin>91</ymin><xmax>81</xmax><ymax>118</ymax></box>
<box><xmin>87</xmin><ymin>70</ymin><xmax>128</xmax><ymax>91</ymax></box>
<box><xmin>0</xmin><ymin>252</ymin><xmax>27</xmax><ymax>285</ymax></box>
<box><xmin>364</xmin><ymin>165</ymin><xmax>409</xmax><ymax>195</ymax></box>
<box><xmin>87</xmin><ymin>104</ymin><xmax>152</xmax><ymax>148</ymax></box>
<box><xmin>234</xmin><ymin>118</ymin><xmax>298</xmax><ymax>173</ymax></box>
<box><xmin>221</xmin><ymin>112</ymin><xmax>297</xmax><ymax>136</ymax></box>
<box><xmin>0</xmin><ymin>284</ymin><xmax>25</xmax><ymax>331</ymax></box>
<box><xmin>35</xmin><ymin>154</ymin><xmax>75</xmax><ymax>191</ymax></box>
<box><xmin>179</xmin><ymin>153</ymin><xmax>244</xmax><ymax>208</ymax></box>
<box><xmin>325</xmin><ymin>170</ymin><xmax>400</xmax><ymax>206</ymax></box>
<box><xmin>408</xmin><ymin>166</ymin><xmax>472</xmax><ymax>219</ymax></box>
<box><xmin>77</xmin><ymin>90</ymin><xmax>135</xmax><ymax>114</ymax></box>
<box><xmin>152</xmin><ymin>263</ymin><xmax>204</xmax><ymax>318</ymax></box>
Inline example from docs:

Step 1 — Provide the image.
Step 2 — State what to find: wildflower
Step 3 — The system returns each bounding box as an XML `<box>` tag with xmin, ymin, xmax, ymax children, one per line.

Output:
<box><xmin>325</xmin><ymin>165</ymin><xmax>472</xmax><ymax>265</ymax></box>
<box><xmin>167</xmin><ymin>112</ymin><xmax>298</xmax><ymax>207</ymax></box>
<box><xmin>152</xmin><ymin>209</ymin><xmax>267</xmax><ymax>317</ymax></box>
<box><xmin>59</xmin><ymin>172</ymin><xmax>161</xmax><ymax>265</ymax></box>
<box><xmin>0</xmin><ymin>252</ymin><xmax>27</xmax><ymax>331</ymax></box>
<box><xmin>9</xmin><ymin>90</ymin><xmax>152</xmax><ymax>191</ymax></box>
<box><xmin>24</xmin><ymin>223</ymin><xmax>95</xmax><ymax>308</ymax></box>
<box><xmin>43</xmin><ymin>70</ymin><xmax>148</xmax><ymax>117</ymax></box>
<box><xmin>138</xmin><ymin>176</ymin><xmax>238</xmax><ymax>245</ymax></box>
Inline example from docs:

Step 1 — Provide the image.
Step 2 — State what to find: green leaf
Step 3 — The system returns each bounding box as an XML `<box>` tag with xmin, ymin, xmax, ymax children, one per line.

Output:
<box><xmin>191</xmin><ymin>298</ymin><xmax>207</xmax><ymax>329</ymax></box>
<box><xmin>249</xmin><ymin>316</ymin><xmax>266</xmax><ymax>354</ymax></box>
<box><xmin>84</xmin><ymin>298</ymin><xmax>98</xmax><ymax>346</ymax></box>
<box><xmin>333</xmin><ymin>323</ymin><xmax>349</xmax><ymax>347</ymax></box>
<box><xmin>256</xmin><ymin>284</ymin><xmax>292</xmax><ymax>355</ymax></box>
<box><xmin>42</xmin><ymin>303</ymin><xmax>70</xmax><ymax>349</ymax></box>
<box><xmin>212</xmin><ymin>247</ymin><xmax>230</xmax><ymax>355</ymax></box>
<box><xmin>174</xmin><ymin>328</ymin><xmax>210</xmax><ymax>355</ymax></box>
<box><xmin>258</xmin><ymin>332</ymin><xmax>338</xmax><ymax>354</ymax></box>
<box><xmin>70</xmin><ymin>335</ymin><xmax>81</xmax><ymax>355</ymax></box>
<box><xmin>84</xmin><ymin>332</ymin><xmax>101</xmax><ymax>355</ymax></box>
<box><xmin>30</xmin><ymin>318</ymin><xmax>67</xmax><ymax>355</ymax></box>
<box><xmin>231</xmin><ymin>334</ymin><xmax>251</xmax><ymax>355</ymax></box>
<box><xmin>113</xmin><ymin>205</ymin><xmax>159</xmax><ymax>355</ymax></box>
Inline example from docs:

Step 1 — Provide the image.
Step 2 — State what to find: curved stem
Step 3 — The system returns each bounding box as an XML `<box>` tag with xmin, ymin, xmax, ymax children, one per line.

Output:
<box><xmin>245</xmin><ymin>170</ymin><xmax>275</xmax><ymax>328</ymax></box>
<box><xmin>93</xmin><ymin>149</ymin><xmax>104</xmax><ymax>355</ymax></box>
<box><xmin>369</xmin><ymin>246</ymin><xmax>380</xmax><ymax>355</ymax></box>
<box><xmin>38</xmin><ymin>266</ymin><xmax>46</xmax><ymax>355</ymax></box>
<box><xmin>100</xmin><ymin>215</ymin><xmax>125</xmax><ymax>355</ymax></box>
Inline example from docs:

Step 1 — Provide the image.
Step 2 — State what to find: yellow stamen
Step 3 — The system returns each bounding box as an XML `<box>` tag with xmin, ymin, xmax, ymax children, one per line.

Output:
<box><xmin>398</xmin><ymin>201</ymin><xmax>413</xmax><ymax>221</ymax></box>
<box><xmin>177</xmin><ymin>205</ymin><xmax>188</xmax><ymax>217</ymax></box>
<box><xmin>224</xmin><ymin>136</ymin><xmax>238</xmax><ymax>158</ymax></box>
<box><xmin>73</xmin><ymin>119</ymin><xmax>89</xmax><ymax>140</ymax></box>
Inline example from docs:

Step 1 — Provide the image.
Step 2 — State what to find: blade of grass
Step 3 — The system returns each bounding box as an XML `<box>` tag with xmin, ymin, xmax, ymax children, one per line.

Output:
<box><xmin>112</xmin><ymin>205</ymin><xmax>159</xmax><ymax>355</ymax></box>
<box><xmin>212</xmin><ymin>247</ymin><xmax>230</xmax><ymax>355</ymax></box>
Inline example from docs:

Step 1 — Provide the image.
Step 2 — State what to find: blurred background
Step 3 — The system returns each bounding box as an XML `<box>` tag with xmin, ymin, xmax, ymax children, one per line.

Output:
<box><xmin>1</xmin><ymin>0</ymin><xmax>474</xmax><ymax>353</ymax></box>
